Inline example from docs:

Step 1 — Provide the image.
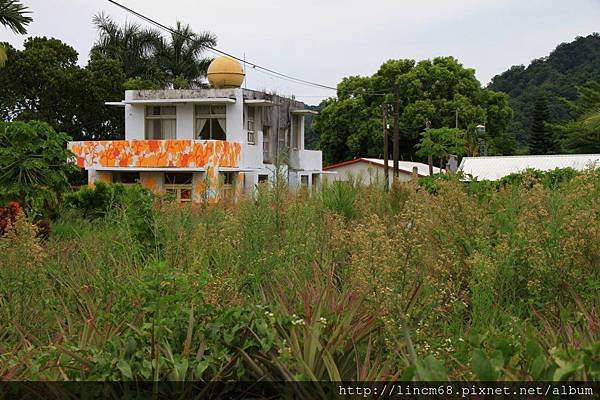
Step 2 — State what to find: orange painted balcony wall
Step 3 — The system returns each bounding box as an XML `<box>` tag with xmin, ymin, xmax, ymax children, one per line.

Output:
<box><xmin>68</xmin><ymin>140</ymin><xmax>241</xmax><ymax>169</ymax></box>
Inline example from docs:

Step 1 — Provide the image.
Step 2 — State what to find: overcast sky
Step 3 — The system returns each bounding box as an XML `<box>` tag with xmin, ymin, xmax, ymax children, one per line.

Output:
<box><xmin>2</xmin><ymin>0</ymin><xmax>600</xmax><ymax>104</ymax></box>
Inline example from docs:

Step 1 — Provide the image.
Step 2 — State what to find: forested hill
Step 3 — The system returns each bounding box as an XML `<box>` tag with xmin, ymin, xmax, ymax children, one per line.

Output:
<box><xmin>489</xmin><ymin>33</ymin><xmax>600</xmax><ymax>141</ymax></box>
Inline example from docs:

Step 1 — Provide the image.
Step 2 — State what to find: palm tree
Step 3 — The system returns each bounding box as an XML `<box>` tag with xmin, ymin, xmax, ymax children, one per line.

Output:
<box><xmin>0</xmin><ymin>0</ymin><xmax>33</xmax><ymax>66</ymax></box>
<box><xmin>156</xmin><ymin>22</ymin><xmax>217</xmax><ymax>88</ymax></box>
<box><xmin>91</xmin><ymin>13</ymin><xmax>162</xmax><ymax>81</ymax></box>
<box><xmin>0</xmin><ymin>0</ymin><xmax>31</xmax><ymax>34</ymax></box>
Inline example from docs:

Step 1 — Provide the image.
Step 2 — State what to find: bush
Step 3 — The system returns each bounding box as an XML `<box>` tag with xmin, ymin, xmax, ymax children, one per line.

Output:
<box><xmin>64</xmin><ymin>182</ymin><xmax>155</xmax><ymax>246</ymax></box>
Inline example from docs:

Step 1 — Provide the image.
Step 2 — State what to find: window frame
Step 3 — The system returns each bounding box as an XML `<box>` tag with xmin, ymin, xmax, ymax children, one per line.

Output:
<box><xmin>291</xmin><ymin>114</ymin><xmax>302</xmax><ymax>150</ymax></box>
<box><xmin>220</xmin><ymin>171</ymin><xmax>236</xmax><ymax>200</ymax></box>
<box><xmin>247</xmin><ymin>106</ymin><xmax>256</xmax><ymax>145</ymax></box>
<box><xmin>195</xmin><ymin>105</ymin><xmax>227</xmax><ymax>141</ymax></box>
<box><xmin>145</xmin><ymin>106</ymin><xmax>177</xmax><ymax>140</ymax></box>
<box><xmin>164</xmin><ymin>172</ymin><xmax>193</xmax><ymax>203</ymax></box>
<box><xmin>263</xmin><ymin>126</ymin><xmax>271</xmax><ymax>163</ymax></box>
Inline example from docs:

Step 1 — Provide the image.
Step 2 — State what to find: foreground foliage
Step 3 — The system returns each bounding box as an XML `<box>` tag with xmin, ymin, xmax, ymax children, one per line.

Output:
<box><xmin>0</xmin><ymin>170</ymin><xmax>599</xmax><ymax>385</ymax></box>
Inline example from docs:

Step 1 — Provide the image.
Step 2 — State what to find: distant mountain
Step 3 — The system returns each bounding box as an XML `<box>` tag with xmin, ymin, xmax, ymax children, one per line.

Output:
<box><xmin>489</xmin><ymin>33</ymin><xmax>600</xmax><ymax>142</ymax></box>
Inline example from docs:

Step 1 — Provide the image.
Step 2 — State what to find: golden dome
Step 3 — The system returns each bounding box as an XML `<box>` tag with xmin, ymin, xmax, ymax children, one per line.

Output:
<box><xmin>207</xmin><ymin>56</ymin><xmax>245</xmax><ymax>88</ymax></box>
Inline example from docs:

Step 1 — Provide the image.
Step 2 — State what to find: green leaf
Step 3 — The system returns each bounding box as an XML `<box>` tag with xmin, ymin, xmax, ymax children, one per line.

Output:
<box><xmin>530</xmin><ymin>355</ymin><xmax>547</xmax><ymax>380</ymax></box>
<box><xmin>553</xmin><ymin>360</ymin><xmax>583</xmax><ymax>381</ymax></box>
<box><xmin>472</xmin><ymin>349</ymin><xmax>498</xmax><ymax>381</ymax></box>
<box><xmin>416</xmin><ymin>356</ymin><xmax>448</xmax><ymax>381</ymax></box>
<box><xmin>117</xmin><ymin>360</ymin><xmax>133</xmax><ymax>380</ymax></box>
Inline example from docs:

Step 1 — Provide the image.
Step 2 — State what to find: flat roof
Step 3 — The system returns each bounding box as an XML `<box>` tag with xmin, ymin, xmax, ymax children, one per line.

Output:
<box><xmin>123</xmin><ymin>98</ymin><xmax>236</xmax><ymax>105</ymax></box>
<box><xmin>291</xmin><ymin>109</ymin><xmax>319</xmax><ymax>115</ymax></box>
<box><xmin>245</xmin><ymin>99</ymin><xmax>276</xmax><ymax>106</ymax></box>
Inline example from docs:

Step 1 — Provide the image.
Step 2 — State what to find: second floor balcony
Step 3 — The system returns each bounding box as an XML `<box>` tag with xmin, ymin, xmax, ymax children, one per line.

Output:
<box><xmin>68</xmin><ymin>139</ymin><xmax>241</xmax><ymax>169</ymax></box>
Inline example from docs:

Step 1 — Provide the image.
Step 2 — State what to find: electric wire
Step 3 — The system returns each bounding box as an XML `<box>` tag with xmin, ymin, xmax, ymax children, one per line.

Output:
<box><xmin>107</xmin><ymin>0</ymin><xmax>338</xmax><ymax>91</ymax></box>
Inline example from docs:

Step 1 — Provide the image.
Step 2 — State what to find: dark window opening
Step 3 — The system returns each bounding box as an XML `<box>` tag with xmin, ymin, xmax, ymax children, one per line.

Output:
<box><xmin>113</xmin><ymin>171</ymin><xmax>140</xmax><ymax>184</ymax></box>
<box><xmin>165</xmin><ymin>173</ymin><xmax>193</xmax><ymax>185</ymax></box>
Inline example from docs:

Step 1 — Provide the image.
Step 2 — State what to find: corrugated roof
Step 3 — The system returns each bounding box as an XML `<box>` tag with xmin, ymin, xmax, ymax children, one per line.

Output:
<box><xmin>458</xmin><ymin>154</ymin><xmax>600</xmax><ymax>181</ymax></box>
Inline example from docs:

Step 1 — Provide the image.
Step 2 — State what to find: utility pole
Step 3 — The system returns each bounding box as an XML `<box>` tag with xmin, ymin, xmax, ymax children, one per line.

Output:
<box><xmin>455</xmin><ymin>109</ymin><xmax>459</xmax><ymax>129</ymax></box>
<box><xmin>425</xmin><ymin>119</ymin><xmax>433</xmax><ymax>176</ymax></box>
<box><xmin>383</xmin><ymin>104</ymin><xmax>389</xmax><ymax>192</ymax></box>
<box><xmin>393</xmin><ymin>91</ymin><xmax>400</xmax><ymax>178</ymax></box>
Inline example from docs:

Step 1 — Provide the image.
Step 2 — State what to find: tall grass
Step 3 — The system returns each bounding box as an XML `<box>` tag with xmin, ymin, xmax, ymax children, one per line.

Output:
<box><xmin>0</xmin><ymin>169</ymin><xmax>599</xmax><ymax>382</ymax></box>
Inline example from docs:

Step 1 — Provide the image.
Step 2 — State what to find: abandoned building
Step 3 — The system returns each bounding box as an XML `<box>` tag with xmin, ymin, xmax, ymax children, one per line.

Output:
<box><xmin>68</xmin><ymin>56</ymin><xmax>323</xmax><ymax>203</ymax></box>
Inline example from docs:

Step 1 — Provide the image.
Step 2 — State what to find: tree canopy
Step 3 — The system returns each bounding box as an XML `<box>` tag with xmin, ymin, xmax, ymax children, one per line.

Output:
<box><xmin>314</xmin><ymin>57</ymin><xmax>513</xmax><ymax>165</ymax></box>
<box><xmin>554</xmin><ymin>81</ymin><xmax>600</xmax><ymax>153</ymax></box>
<box><xmin>489</xmin><ymin>33</ymin><xmax>600</xmax><ymax>143</ymax></box>
<box><xmin>91</xmin><ymin>14</ymin><xmax>216</xmax><ymax>89</ymax></box>
<box><xmin>528</xmin><ymin>93</ymin><xmax>556</xmax><ymax>155</ymax></box>
<box><xmin>0</xmin><ymin>120</ymin><xmax>77</xmax><ymax>214</ymax></box>
<box><xmin>0</xmin><ymin>37</ymin><xmax>125</xmax><ymax>141</ymax></box>
<box><xmin>0</xmin><ymin>0</ymin><xmax>32</xmax><ymax>67</ymax></box>
<box><xmin>0</xmin><ymin>0</ymin><xmax>31</xmax><ymax>34</ymax></box>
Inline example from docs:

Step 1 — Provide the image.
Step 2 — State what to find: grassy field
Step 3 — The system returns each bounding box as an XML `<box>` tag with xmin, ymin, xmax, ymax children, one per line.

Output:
<box><xmin>0</xmin><ymin>170</ymin><xmax>599</xmax><ymax>382</ymax></box>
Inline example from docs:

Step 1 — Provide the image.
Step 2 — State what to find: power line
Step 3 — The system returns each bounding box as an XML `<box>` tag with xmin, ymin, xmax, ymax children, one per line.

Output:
<box><xmin>106</xmin><ymin>0</ymin><xmax>338</xmax><ymax>91</ymax></box>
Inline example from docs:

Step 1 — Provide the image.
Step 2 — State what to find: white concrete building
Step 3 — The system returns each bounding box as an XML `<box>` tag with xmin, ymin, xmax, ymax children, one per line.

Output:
<box><xmin>323</xmin><ymin>158</ymin><xmax>442</xmax><ymax>186</ymax></box>
<box><xmin>68</xmin><ymin>57</ymin><xmax>323</xmax><ymax>203</ymax></box>
<box><xmin>459</xmin><ymin>154</ymin><xmax>600</xmax><ymax>181</ymax></box>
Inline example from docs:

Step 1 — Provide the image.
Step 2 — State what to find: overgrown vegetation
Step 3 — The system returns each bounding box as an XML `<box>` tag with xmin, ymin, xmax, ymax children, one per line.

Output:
<box><xmin>1</xmin><ymin>169</ymin><xmax>598</xmax><ymax>387</ymax></box>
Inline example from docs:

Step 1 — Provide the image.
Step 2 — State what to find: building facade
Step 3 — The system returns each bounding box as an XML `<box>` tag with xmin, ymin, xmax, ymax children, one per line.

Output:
<box><xmin>323</xmin><ymin>158</ymin><xmax>441</xmax><ymax>186</ymax></box>
<box><xmin>68</xmin><ymin>57</ymin><xmax>323</xmax><ymax>203</ymax></box>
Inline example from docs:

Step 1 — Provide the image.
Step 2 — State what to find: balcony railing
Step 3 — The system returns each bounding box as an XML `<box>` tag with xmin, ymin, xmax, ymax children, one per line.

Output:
<box><xmin>289</xmin><ymin>149</ymin><xmax>323</xmax><ymax>171</ymax></box>
<box><xmin>68</xmin><ymin>139</ymin><xmax>241</xmax><ymax>169</ymax></box>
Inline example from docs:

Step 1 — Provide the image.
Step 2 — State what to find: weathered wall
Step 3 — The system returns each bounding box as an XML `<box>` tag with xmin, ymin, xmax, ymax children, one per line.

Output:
<box><xmin>69</xmin><ymin>140</ymin><xmax>241</xmax><ymax>169</ymax></box>
<box><xmin>325</xmin><ymin>162</ymin><xmax>414</xmax><ymax>186</ymax></box>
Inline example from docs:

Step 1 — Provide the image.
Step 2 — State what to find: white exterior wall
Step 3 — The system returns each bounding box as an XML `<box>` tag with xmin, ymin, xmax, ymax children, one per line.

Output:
<box><xmin>226</xmin><ymin>89</ymin><xmax>244</xmax><ymax>143</ymax></box>
<box><xmin>118</xmin><ymin>89</ymin><xmax>321</xmax><ymax>194</ymax></box>
<box><xmin>177</xmin><ymin>103</ymin><xmax>194</xmax><ymax>139</ymax></box>
<box><xmin>325</xmin><ymin>162</ymin><xmax>414</xmax><ymax>186</ymax></box>
<box><xmin>125</xmin><ymin>104</ymin><xmax>144</xmax><ymax>140</ymax></box>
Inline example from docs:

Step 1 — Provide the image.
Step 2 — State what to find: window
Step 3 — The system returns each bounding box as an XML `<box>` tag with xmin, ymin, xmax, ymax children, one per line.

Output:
<box><xmin>113</xmin><ymin>171</ymin><xmax>140</xmax><ymax>184</ymax></box>
<box><xmin>312</xmin><ymin>173</ymin><xmax>320</xmax><ymax>190</ymax></box>
<box><xmin>220</xmin><ymin>171</ymin><xmax>236</xmax><ymax>199</ymax></box>
<box><xmin>292</xmin><ymin>115</ymin><xmax>302</xmax><ymax>150</ymax></box>
<box><xmin>278</xmin><ymin>128</ymin><xmax>288</xmax><ymax>153</ymax></box>
<box><xmin>164</xmin><ymin>173</ymin><xmax>193</xmax><ymax>202</ymax></box>
<box><xmin>145</xmin><ymin>106</ymin><xmax>176</xmax><ymax>140</ymax></box>
<box><xmin>195</xmin><ymin>105</ymin><xmax>226</xmax><ymax>140</ymax></box>
<box><xmin>300</xmin><ymin>175</ymin><xmax>309</xmax><ymax>187</ymax></box>
<box><xmin>258</xmin><ymin>174</ymin><xmax>268</xmax><ymax>183</ymax></box>
<box><xmin>247</xmin><ymin>107</ymin><xmax>256</xmax><ymax>144</ymax></box>
<box><xmin>263</xmin><ymin>126</ymin><xmax>271</xmax><ymax>163</ymax></box>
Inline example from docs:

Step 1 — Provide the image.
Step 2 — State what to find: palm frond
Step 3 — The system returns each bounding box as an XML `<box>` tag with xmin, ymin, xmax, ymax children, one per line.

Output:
<box><xmin>0</xmin><ymin>0</ymin><xmax>32</xmax><ymax>35</ymax></box>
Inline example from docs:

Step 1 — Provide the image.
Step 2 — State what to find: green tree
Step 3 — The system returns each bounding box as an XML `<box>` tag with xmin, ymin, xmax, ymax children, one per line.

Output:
<box><xmin>314</xmin><ymin>57</ymin><xmax>512</xmax><ymax>164</ymax></box>
<box><xmin>91</xmin><ymin>13</ymin><xmax>163</xmax><ymax>84</ymax></box>
<box><xmin>92</xmin><ymin>14</ymin><xmax>217</xmax><ymax>89</ymax></box>
<box><xmin>0</xmin><ymin>0</ymin><xmax>32</xmax><ymax>66</ymax></box>
<box><xmin>528</xmin><ymin>93</ymin><xmax>555</xmax><ymax>154</ymax></box>
<box><xmin>555</xmin><ymin>81</ymin><xmax>600</xmax><ymax>153</ymax></box>
<box><xmin>0</xmin><ymin>120</ymin><xmax>77</xmax><ymax>214</ymax></box>
<box><xmin>489</xmin><ymin>33</ymin><xmax>600</xmax><ymax>141</ymax></box>
<box><xmin>0</xmin><ymin>37</ymin><xmax>125</xmax><ymax>141</ymax></box>
<box><xmin>155</xmin><ymin>21</ymin><xmax>216</xmax><ymax>89</ymax></box>
<box><xmin>415</xmin><ymin>127</ymin><xmax>466</xmax><ymax>175</ymax></box>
